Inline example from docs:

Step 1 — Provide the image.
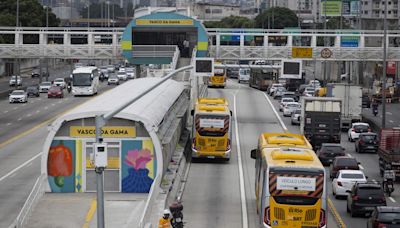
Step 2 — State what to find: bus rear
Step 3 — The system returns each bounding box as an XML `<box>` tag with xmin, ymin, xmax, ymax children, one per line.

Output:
<box><xmin>192</xmin><ymin>100</ymin><xmax>231</xmax><ymax>161</ymax></box>
<box><xmin>208</xmin><ymin>69</ymin><xmax>226</xmax><ymax>88</ymax></box>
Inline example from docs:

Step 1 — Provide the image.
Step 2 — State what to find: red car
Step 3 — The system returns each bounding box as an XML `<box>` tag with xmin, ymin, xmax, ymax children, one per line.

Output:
<box><xmin>48</xmin><ymin>86</ymin><xmax>64</xmax><ymax>98</ymax></box>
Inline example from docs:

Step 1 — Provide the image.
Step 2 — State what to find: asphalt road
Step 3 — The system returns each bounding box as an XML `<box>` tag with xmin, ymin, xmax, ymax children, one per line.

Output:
<box><xmin>183</xmin><ymin>79</ymin><xmax>400</xmax><ymax>228</ymax></box>
<box><xmin>0</xmin><ymin>75</ymin><xmax>120</xmax><ymax>227</ymax></box>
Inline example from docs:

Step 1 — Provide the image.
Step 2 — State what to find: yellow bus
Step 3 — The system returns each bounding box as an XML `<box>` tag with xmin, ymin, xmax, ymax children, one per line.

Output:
<box><xmin>208</xmin><ymin>68</ymin><xmax>226</xmax><ymax>88</ymax></box>
<box><xmin>250</xmin><ymin>133</ymin><xmax>327</xmax><ymax>228</ymax></box>
<box><xmin>191</xmin><ymin>98</ymin><xmax>232</xmax><ymax>161</ymax></box>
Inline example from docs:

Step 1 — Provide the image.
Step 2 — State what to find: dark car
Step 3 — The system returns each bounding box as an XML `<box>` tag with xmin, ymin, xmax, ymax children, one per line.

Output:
<box><xmin>226</xmin><ymin>68</ymin><xmax>239</xmax><ymax>78</ymax></box>
<box><xmin>317</xmin><ymin>143</ymin><xmax>346</xmax><ymax>166</ymax></box>
<box><xmin>355</xmin><ymin>133</ymin><xmax>379</xmax><ymax>153</ymax></box>
<box><xmin>330</xmin><ymin>156</ymin><xmax>360</xmax><ymax>179</ymax></box>
<box><xmin>367</xmin><ymin>206</ymin><xmax>400</xmax><ymax>228</ymax></box>
<box><xmin>26</xmin><ymin>86</ymin><xmax>40</xmax><ymax>97</ymax></box>
<box><xmin>347</xmin><ymin>182</ymin><xmax>386</xmax><ymax>217</ymax></box>
<box><xmin>362</xmin><ymin>95</ymin><xmax>371</xmax><ymax>108</ymax></box>
<box><xmin>48</xmin><ymin>86</ymin><xmax>64</xmax><ymax>98</ymax></box>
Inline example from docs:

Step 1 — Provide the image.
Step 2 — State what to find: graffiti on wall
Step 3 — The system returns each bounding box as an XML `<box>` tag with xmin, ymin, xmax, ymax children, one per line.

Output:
<box><xmin>121</xmin><ymin>139</ymin><xmax>156</xmax><ymax>193</ymax></box>
<box><xmin>47</xmin><ymin>140</ymin><xmax>76</xmax><ymax>192</ymax></box>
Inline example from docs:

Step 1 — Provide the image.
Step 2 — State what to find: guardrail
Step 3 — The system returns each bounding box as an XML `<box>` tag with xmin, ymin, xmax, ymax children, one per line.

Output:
<box><xmin>9</xmin><ymin>174</ymin><xmax>46</xmax><ymax>228</ymax></box>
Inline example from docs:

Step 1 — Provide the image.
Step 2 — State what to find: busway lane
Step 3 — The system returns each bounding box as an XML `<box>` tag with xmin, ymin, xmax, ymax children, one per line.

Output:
<box><xmin>183</xmin><ymin>79</ymin><xmax>337</xmax><ymax>227</ymax></box>
<box><xmin>266</xmin><ymin>90</ymin><xmax>400</xmax><ymax>228</ymax></box>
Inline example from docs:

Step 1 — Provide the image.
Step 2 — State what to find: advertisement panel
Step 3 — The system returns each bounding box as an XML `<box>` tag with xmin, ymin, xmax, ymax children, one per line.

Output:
<box><xmin>341</xmin><ymin>36</ymin><xmax>359</xmax><ymax>47</ymax></box>
<box><xmin>199</xmin><ymin>118</ymin><xmax>225</xmax><ymax>128</ymax></box>
<box><xmin>292</xmin><ymin>47</ymin><xmax>313</xmax><ymax>58</ymax></box>
<box><xmin>277</xmin><ymin>176</ymin><xmax>316</xmax><ymax>191</ymax></box>
<box><xmin>342</xmin><ymin>0</ymin><xmax>360</xmax><ymax>16</ymax></box>
<box><xmin>320</xmin><ymin>0</ymin><xmax>342</xmax><ymax>17</ymax></box>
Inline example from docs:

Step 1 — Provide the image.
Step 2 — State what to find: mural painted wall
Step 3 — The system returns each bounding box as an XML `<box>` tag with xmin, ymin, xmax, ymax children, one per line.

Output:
<box><xmin>121</xmin><ymin>139</ymin><xmax>156</xmax><ymax>193</ymax></box>
<box><xmin>47</xmin><ymin>140</ymin><xmax>76</xmax><ymax>193</ymax></box>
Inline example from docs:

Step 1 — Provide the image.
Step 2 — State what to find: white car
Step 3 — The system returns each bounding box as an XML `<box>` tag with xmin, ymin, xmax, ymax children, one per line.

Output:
<box><xmin>107</xmin><ymin>65</ymin><xmax>115</xmax><ymax>73</ymax></box>
<box><xmin>107</xmin><ymin>75</ymin><xmax>120</xmax><ymax>85</ymax></box>
<box><xmin>309</xmin><ymin>80</ymin><xmax>321</xmax><ymax>88</ymax></box>
<box><xmin>291</xmin><ymin>109</ymin><xmax>301</xmax><ymax>125</ymax></box>
<box><xmin>273</xmin><ymin>87</ymin><xmax>287</xmax><ymax>99</ymax></box>
<box><xmin>269</xmin><ymin>83</ymin><xmax>284</xmax><ymax>95</ymax></box>
<box><xmin>279</xmin><ymin>97</ymin><xmax>295</xmax><ymax>111</ymax></box>
<box><xmin>126</xmin><ymin>68</ymin><xmax>135</xmax><ymax>79</ymax></box>
<box><xmin>332</xmin><ymin>170</ymin><xmax>367</xmax><ymax>199</ymax></box>
<box><xmin>283</xmin><ymin>102</ymin><xmax>301</xmax><ymax>117</ymax></box>
<box><xmin>39</xmin><ymin>81</ymin><xmax>52</xmax><ymax>93</ymax></box>
<box><xmin>53</xmin><ymin>78</ymin><xmax>66</xmax><ymax>88</ymax></box>
<box><xmin>238</xmin><ymin>68</ymin><xmax>250</xmax><ymax>83</ymax></box>
<box><xmin>9</xmin><ymin>90</ymin><xmax>27</xmax><ymax>103</ymax></box>
<box><xmin>117</xmin><ymin>71</ymin><xmax>127</xmax><ymax>81</ymax></box>
<box><xmin>348</xmin><ymin>122</ymin><xmax>370</xmax><ymax>142</ymax></box>
<box><xmin>9</xmin><ymin>75</ymin><xmax>22</xmax><ymax>86</ymax></box>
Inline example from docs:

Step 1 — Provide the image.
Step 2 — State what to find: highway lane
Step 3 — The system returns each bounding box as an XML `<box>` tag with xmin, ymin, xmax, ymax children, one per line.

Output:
<box><xmin>363</xmin><ymin>102</ymin><xmax>400</xmax><ymax>128</ymax></box>
<box><xmin>182</xmin><ymin>80</ymin><xmax>336</xmax><ymax>227</ymax></box>
<box><xmin>266</xmin><ymin>88</ymin><xmax>400</xmax><ymax>228</ymax></box>
<box><xmin>0</xmin><ymin>80</ymin><xmax>123</xmax><ymax>227</ymax></box>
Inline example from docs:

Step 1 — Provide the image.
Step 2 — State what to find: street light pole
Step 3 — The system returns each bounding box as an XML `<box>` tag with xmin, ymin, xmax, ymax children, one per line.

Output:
<box><xmin>16</xmin><ymin>0</ymin><xmax>19</xmax><ymax>27</ymax></box>
<box><xmin>88</xmin><ymin>1</ymin><xmax>90</xmax><ymax>28</ymax></box>
<box><xmin>46</xmin><ymin>6</ymin><xmax>49</xmax><ymax>27</ymax></box>
<box><xmin>382</xmin><ymin>0</ymin><xmax>388</xmax><ymax>128</ymax></box>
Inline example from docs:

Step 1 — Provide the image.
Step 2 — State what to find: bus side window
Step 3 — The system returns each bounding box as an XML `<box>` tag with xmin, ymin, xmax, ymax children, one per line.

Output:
<box><xmin>230</xmin><ymin>110</ymin><xmax>233</xmax><ymax>116</ymax></box>
<box><xmin>190</xmin><ymin>110</ymin><xmax>194</xmax><ymax>116</ymax></box>
<box><xmin>251</xmin><ymin>149</ymin><xmax>257</xmax><ymax>159</ymax></box>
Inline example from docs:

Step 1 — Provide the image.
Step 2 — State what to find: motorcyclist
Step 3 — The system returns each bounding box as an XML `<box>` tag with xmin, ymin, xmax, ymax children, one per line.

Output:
<box><xmin>158</xmin><ymin>209</ymin><xmax>171</xmax><ymax>228</ymax></box>
<box><xmin>372</xmin><ymin>99</ymin><xmax>379</xmax><ymax>116</ymax></box>
<box><xmin>67</xmin><ymin>82</ymin><xmax>72</xmax><ymax>93</ymax></box>
<box><xmin>383</xmin><ymin>170</ymin><xmax>395</xmax><ymax>196</ymax></box>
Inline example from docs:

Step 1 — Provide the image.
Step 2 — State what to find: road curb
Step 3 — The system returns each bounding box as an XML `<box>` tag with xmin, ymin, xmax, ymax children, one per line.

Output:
<box><xmin>328</xmin><ymin>198</ymin><xmax>346</xmax><ymax>228</ymax></box>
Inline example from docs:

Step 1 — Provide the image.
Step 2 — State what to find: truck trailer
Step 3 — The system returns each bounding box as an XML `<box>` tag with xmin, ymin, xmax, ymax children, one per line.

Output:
<box><xmin>300</xmin><ymin>97</ymin><xmax>342</xmax><ymax>149</ymax></box>
<box><xmin>378</xmin><ymin>128</ymin><xmax>400</xmax><ymax>179</ymax></box>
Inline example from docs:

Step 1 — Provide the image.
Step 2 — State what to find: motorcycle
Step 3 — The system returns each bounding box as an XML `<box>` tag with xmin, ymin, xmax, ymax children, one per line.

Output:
<box><xmin>67</xmin><ymin>84</ymin><xmax>72</xmax><ymax>93</ymax></box>
<box><xmin>383</xmin><ymin>170</ymin><xmax>395</xmax><ymax>197</ymax></box>
<box><xmin>372</xmin><ymin>106</ymin><xmax>378</xmax><ymax>116</ymax></box>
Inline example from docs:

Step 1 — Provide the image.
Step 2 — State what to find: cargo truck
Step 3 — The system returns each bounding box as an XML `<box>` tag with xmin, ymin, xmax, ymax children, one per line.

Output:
<box><xmin>378</xmin><ymin>128</ymin><xmax>400</xmax><ymax>179</ymax></box>
<box><xmin>326</xmin><ymin>83</ymin><xmax>362</xmax><ymax>130</ymax></box>
<box><xmin>301</xmin><ymin>97</ymin><xmax>342</xmax><ymax>149</ymax></box>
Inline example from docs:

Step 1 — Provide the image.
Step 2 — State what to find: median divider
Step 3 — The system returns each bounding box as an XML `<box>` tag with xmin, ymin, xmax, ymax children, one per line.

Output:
<box><xmin>328</xmin><ymin>198</ymin><xmax>346</xmax><ymax>228</ymax></box>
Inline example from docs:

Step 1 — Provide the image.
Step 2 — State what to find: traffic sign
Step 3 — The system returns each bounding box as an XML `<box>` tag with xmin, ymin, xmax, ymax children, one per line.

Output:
<box><xmin>292</xmin><ymin>47</ymin><xmax>313</xmax><ymax>58</ymax></box>
<box><xmin>321</xmin><ymin>48</ymin><xmax>333</xmax><ymax>58</ymax></box>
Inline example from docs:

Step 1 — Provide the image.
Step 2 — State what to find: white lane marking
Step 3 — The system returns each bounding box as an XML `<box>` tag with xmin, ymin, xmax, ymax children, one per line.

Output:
<box><xmin>389</xmin><ymin>120</ymin><xmax>394</xmax><ymax>123</ymax></box>
<box><xmin>387</xmin><ymin>112</ymin><xmax>392</xmax><ymax>115</ymax></box>
<box><xmin>0</xmin><ymin>153</ymin><xmax>42</xmax><ymax>183</ymax></box>
<box><xmin>13</xmin><ymin>107</ymin><xmax>18</xmax><ymax>110</ymax></box>
<box><xmin>6</xmin><ymin>123</ymin><xmax>11</xmax><ymax>126</ymax></box>
<box><xmin>38</xmin><ymin>98</ymin><xmax>41</xmax><ymax>101</ymax></box>
<box><xmin>44</xmin><ymin>106</ymin><xmax>48</xmax><ymax>110</ymax></box>
<box><xmin>359</xmin><ymin>165</ymin><xmax>364</xmax><ymax>170</ymax></box>
<box><xmin>3</xmin><ymin>110</ymin><xmax>8</xmax><ymax>114</ymax></box>
<box><xmin>57</xmin><ymin>100</ymin><xmax>62</xmax><ymax>104</ymax></box>
<box><xmin>22</xmin><ymin>103</ymin><xmax>27</xmax><ymax>106</ymax></box>
<box><xmin>262</xmin><ymin>93</ymin><xmax>288</xmax><ymax>131</ymax></box>
<box><xmin>389</xmin><ymin>197</ymin><xmax>396</xmax><ymax>203</ymax></box>
<box><xmin>347</xmin><ymin>154</ymin><xmax>353</xmax><ymax>158</ymax></box>
<box><xmin>26</xmin><ymin>162</ymin><xmax>33</xmax><ymax>168</ymax></box>
<box><xmin>51</xmin><ymin>103</ymin><xmax>55</xmax><ymax>106</ymax></box>
<box><xmin>17</xmin><ymin>118</ymin><xmax>22</xmax><ymax>121</ymax></box>
<box><xmin>27</xmin><ymin>114</ymin><xmax>32</xmax><ymax>117</ymax></box>
<box><xmin>9</xmin><ymin>172</ymin><xmax>17</xmax><ymax>178</ymax></box>
<box><xmin>232</xmin><ymin>85</ymin><xmax>248</xmax><ymax>228</ymax></box>
<box><xmin>36</xmin><ymin>110</ymin><xmax>40</xmax><ymax>113</ymax></box>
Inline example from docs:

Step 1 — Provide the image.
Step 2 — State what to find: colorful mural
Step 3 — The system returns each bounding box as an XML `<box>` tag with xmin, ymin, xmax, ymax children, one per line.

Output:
<box><xmin>47</xmin><ymin>140</ymin><xmax>76</xmax><ymax>193</ymax></box>
<box><xmin>121</xmin><ymin>139</ymin><xmax>156</xmax><ymax>193</ymax></box>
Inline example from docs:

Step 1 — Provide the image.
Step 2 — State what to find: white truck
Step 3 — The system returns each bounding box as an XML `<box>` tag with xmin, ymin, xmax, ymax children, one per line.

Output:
<box><xmin>326</xmin><ymin>83</ymin><xmax>362</xmax><ymax>131</ymax></box>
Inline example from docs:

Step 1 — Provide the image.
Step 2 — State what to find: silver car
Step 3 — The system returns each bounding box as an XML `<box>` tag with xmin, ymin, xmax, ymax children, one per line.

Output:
<box><xmin>39</xmin><ymin>81</ymin><xmax>52</xmax><ymax>93</ymax></box>
<box><xmin>273</xmin><ymin>87</ymin><xmax>287</xmax><ymax>100</ymax></box>
<box><xmin>9</xmin><ymin>90</ymin><xmax>28</xmax><ymax>103</ymax></box>
<box><xmin>107</xmin><ymin>75</ymin><xmax>120</xmax><ymax>85</ymax></box>
<box><xmin>291</xmin><ymin>109</ymin><xmax>301</xmax><ymax>125</ymax></box>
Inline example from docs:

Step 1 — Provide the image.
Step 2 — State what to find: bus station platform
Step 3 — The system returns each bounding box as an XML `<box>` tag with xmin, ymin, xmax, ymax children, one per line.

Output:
<box><xmin>25</xmin><ymin>193</ymin><xmax>147</xmax><ymax>228</ymax></box>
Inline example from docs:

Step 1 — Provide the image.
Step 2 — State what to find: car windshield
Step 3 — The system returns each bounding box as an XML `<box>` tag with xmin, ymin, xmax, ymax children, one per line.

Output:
<box><xmin>49</xmin><ymin>87</ymin><xmax>60</xmax><ymax>91</ymax></box>
<box><xmin>322</xmin><ymin>146</ymin><xmax>342</xmax><ymax>153</ymax></box>
<box><xmin>72</xmin><ymin>73</ymin><xmax>92</xmax><ymax>86</ymax></box>
<box><xmin>27</xmin><ymin>87</ymin><xmax>37</xmax><ymax>91</ymax></box>
<box><xmin>337</xmin><ymin>158</ymin><xmax>358</xmax><ymax>166</ymax></box>
<box><xmin>358</xmin><ymin>187</ymin><xmax>383</xmax><ymax>197</ymax></box>
<box><xmin>282</xmin><ymin>98</ymin><xmax>294</xmax><ymax>103</ymax></box>
<box><xmin>118</xmin><ymin>72</ymin><xmax>125</xmax><ymax>75</ymax></box>
<box><xmin>361</xmin><ymin>135</ymin><xmax>377</xmax><ymax>140</ymax></box>
<box><xmin>294</xmin><ymin>109</ymin><xmax>301</xmax><ymax>114</ymax></box>
<box><xmin>378</xmin><ymin>212</ymin><xmax>400</xmax><ymax>223</ymax></box>
<box><xmin>239</xmin><ymin>69</ymin><xmax>250</xmax><ymax>75</ymax></box>
<box><xmin>341</xmin><ymin>173</ymin><xmax>364</xmax><ymax>179</ymax></box>
<box><xmin>55</xmin><ymin>79</ymin><xmax>64</xmax><ymax>82</ymax></box>
<box><xmin>354</xmin><ymin>125</ymin><xmax>369</xmax><ymax>132</ymax></box>
<box><xmin>287</xmin><ymin>103</ymin><xmax>299</xmax><ymax>108</ymax></box>
<box><xmin>11</xmin><ymin>76</ymin><xmax>20</xmax><ymax>80</ymax></box>
<box><xmin>11</xmin><ymin>91</ymin><xmax>24</xmax><ymax>95</ymax></box>
<box><xmin>41</xmin><ymin>82</ymin><xmax>51</xmax><ymax>86</ymax></box>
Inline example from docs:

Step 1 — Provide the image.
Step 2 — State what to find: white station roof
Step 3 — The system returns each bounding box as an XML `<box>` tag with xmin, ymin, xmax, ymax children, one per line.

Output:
<box><xmin>54</xmin><ymin>78</ymin><xmax>185</xmax><ymax>131</ymax></box>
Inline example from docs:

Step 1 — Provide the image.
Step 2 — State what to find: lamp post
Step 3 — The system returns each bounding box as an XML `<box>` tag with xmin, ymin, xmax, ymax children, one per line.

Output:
<box><xmin>16</xmin><ymin>0</ymin><xmax>19</xmax><ymax>27</ymax></box>
<box><xmin>382</xmin><ymin>0</ymin><xmax>388</xmax><ymax>128</ymax></box>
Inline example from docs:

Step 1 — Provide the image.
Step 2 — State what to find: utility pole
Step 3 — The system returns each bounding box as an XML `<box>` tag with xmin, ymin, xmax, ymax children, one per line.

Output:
<box><xmin>16</xmin><ymin>0</ymin><xmax>19</xmax><ymax>27</ymax></box>
<box><xmin>382</xmin><ymin>0</ymin><xmax>388</xmax><ymax>128</ymax></box>
<box><xmin>46</xmin><ymin>6</ymin><xmax>49</xmax><ymax>27</ymax></box>
<box><xmin>88</xmin><ymin>1</ymin><xmax>90</xmax><ymax>28</ymax></box>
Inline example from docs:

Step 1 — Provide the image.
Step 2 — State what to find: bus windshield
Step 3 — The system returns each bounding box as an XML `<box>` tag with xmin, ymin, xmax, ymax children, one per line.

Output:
<box><xmin>269</xmin><ymin>168</ymin><xmax>324</xmax><ymax>205</ymax></box>
<box><xmin>73</xmin><ymin>73</ymin><xmax>92</xmax><ymax>86</ymax></box>
<box><xmin>195</xmin><ymin>114</ymin><xmax>229</xmax><ymax>137</ymax></box>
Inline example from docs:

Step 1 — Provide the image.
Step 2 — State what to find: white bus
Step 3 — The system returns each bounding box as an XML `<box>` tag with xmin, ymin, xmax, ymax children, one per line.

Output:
<box><xmin>71</xmin><ymin>67</ymin><xmax>99</xmax><ymax>96</ymax></box>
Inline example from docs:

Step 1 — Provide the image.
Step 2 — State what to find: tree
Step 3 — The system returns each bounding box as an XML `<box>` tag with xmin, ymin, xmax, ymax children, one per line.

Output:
<box><xmin>203</xmin><ymin>16</ymin><xmax>255</xmax><ymax>28</ymax></box>
<box><xmin>0</xmin><ymin>0</ymin><xmax>59</xmax><ymax>27</ymax></box>
<box><xmin>255</xmin><ymin>7</ymin><xmax>298</xmax><ymax>29</ymax></box>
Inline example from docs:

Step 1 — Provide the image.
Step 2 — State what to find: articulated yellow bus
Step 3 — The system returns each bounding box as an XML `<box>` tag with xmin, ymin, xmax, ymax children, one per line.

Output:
<box><xmin>251</xmin><ymin>133</ymin><xmax>327</xmax><ymax>228</ymax></box>
<box><xmin>191</xmin><ymin>98</ymin><xmax>232</xmax><ymax>161</ymax></box>
<box><xmin>208</xmin><ymin>68</ymin><xmax>226</xmax><ymax>88</ymax></box>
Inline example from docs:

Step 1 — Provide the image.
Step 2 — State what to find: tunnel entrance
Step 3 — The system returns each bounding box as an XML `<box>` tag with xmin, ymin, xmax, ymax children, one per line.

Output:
<box><xmin>132</xmin><ymin>27</ymin><xmax>197</xmax><ymax>57</ymax></box>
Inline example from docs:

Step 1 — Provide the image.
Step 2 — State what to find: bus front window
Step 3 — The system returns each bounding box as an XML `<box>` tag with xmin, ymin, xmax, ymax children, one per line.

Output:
<box><xmin>73</xmin><ymin>73</ymin><xmax>92</xmax><ymax>86</ymax></box>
